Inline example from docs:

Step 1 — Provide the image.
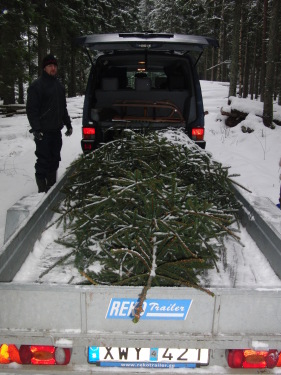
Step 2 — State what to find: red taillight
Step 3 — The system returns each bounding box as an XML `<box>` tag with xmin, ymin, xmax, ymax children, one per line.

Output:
<box><xmin>83</xmin><ymin>127</ymin><xmax>96</xmax><ymax>140</ymax></box>
<box><xmin>19</xmin><ymin>345</ymin><xmax>32</xmax><ymax>364</ymax></box>
<box><xmin>0</xmin><ymin>344</ymin><xmax>70</xmax><ymax>366</ymax></box>
<box><xmin>30</xmin><ymin>345</ymin><xmax>56</xmax><ymax>365</ymax></box>
<box><xmin>192</xmin><ymin>128</ymin><xmax>204</xmax><ymax>141</ymax></box>
<box><xmin>83</xmin><ymin>142</ymin><xmax>93</xmax><ymax>151</ymax></box>
<box><xmin>266</xmin><ymin>350</ymin><xmax>280</xmax><ymax>368</ymax></box>
<box><xmin>227</xmin><ymin>349</ymin><xmax>280</xmax><ymax>369</ymax></box>
<box><xmin>227</xmin><ymin>349</ymin><xmax>244</xmax><ymax>368</ymax></box>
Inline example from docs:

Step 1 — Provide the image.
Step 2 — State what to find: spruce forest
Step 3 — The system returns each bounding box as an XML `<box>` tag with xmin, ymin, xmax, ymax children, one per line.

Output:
<box><xmin>0</xmin><ymin>0</ymin><xmax>280</xmax><ymax>126</ymax></box>
<box><xmin>1</xmin><ymin>1</ymin><xmax>280</xmax><ymax>320</ymax></box>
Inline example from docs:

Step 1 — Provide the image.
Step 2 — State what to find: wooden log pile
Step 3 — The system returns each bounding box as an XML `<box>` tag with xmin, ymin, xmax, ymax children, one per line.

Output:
<box><xmin>0</xmin><ymin>104</ymin><xmax>26</xmax><ymax>117</ymax></box>
<box><xmin>221</xmin><ymin>107</ymin><xmax>247</xmax><ymax>127</ymax></box>
<box><xmin>221</xmin><ymin>97</ymin><xmax>281</xmax><ymax>128</ymax></box>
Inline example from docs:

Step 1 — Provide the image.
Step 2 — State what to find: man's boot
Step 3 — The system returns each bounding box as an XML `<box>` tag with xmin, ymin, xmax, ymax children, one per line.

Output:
<box><xmin>35</xmin><ymin>175</ymin><xmax>47</xmax><ymax>193</ymax></box>
<box><xmin>46</xmin><ymin>170</ymin><xmax>57</xmax><ymax>192</ymax></box>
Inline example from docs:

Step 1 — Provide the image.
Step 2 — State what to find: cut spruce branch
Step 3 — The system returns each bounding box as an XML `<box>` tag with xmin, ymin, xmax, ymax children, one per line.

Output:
<box><xmin>56</xmin><ymin>129</ymin><xmax>242</xmax><ymax>322</ymax></box>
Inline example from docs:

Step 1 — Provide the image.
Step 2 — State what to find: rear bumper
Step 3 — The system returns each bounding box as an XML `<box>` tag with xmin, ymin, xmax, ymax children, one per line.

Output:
<box><xmin>81</xmin><ymin>125</ymin><xmax>206</xmax><ymax>153</ymax></box>
<box><xmin>195</xmin><ymin>140</ymin><xmax>206</xmax><ymax>149</ymax></box>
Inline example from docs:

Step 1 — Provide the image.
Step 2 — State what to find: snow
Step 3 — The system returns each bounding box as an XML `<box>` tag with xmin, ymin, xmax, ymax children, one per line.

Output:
<box><xmin>201</xmin><ymin>81</ymin><xmax>281</xmax><ymax>204</ymax></box>
<box><xmin>0</xmin><ymin>95</ymin><xmax>84</xmax><ymax>245</ymax></box>
<box><xmin>1</xmin><ymin>81</ymin><xmax>281</xmax><ymax>289</ymax></box>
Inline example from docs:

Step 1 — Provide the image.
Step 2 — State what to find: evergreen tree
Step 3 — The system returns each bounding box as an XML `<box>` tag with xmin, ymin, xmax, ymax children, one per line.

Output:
<box><xmin>228</xmin><ymin>0</ymin><xmax>242</xmax><ymax>98</ymax></box>
<box><xmin>0</xmin><ymin>0</ymin><xmax>30</xmax><ymax>104</ymax></box>
<box><xmin>1</xmin><ymin>0</ymin><xmax>280</xmax><ymax>104</ymax></box>
<box><xmin>56</xmin><ymin>130</ymin><xmax>241</xmax><ymax>321</ymax></box>
<box><xmin>33</xmin><ymin>0</ymin><xmax>48</xmax><ymax>77</ymax></box>
<box><xmin>260</xmin><ymin>0</ymin><xmax>269</xmax><ymax>102</ymax></box>
<box><xmin>263</xmin><ymin>0</ymin><xmax>281</xmax><ymax>127</ymax></box>
<box><xmin>249</xmin><ymin>0</ymin><xmax>263</xmax><ymax>100</ymax></box>
<box><xmin>138</xmin><ymin>0</ymin><xmax>155</xmax><ymax>31</ymax></box>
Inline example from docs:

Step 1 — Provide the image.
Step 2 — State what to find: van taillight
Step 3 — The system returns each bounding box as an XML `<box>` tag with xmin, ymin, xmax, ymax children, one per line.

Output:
<box><xmin>227</xmin><ymin>349</ymin><xmax>280</xmax><ymax>369</ymax></box>
<box><xmin>82</xmin><ymin>142</ymin><xmax>93</xmax><ymax>152</ymax></box>
<box><xmin>83</xmin><ymin>127</ymin><xmax>96</xmax><ymax>140</ymax></box>
<box><xmin>0</xmin><ymin>344</ymin><xmax>70</xmax><ymax>365</ymax></box>
<box><xmin>192</xmin><ymin>128</ymin><xmax>204</xmax><ymax>141</ymax></box>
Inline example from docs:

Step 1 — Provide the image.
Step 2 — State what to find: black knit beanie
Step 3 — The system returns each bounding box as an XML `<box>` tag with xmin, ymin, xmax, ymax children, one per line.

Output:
<box><xmin>42</xmin><ymin>54</ymin><xmax>58</xmax><ymax>69</ymax></box>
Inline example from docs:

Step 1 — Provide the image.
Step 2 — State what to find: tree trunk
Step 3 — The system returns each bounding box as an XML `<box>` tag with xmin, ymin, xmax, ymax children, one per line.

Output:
<box><xmin>263</xmin><ymin>0</ymin><xmax>281</xmax><ymax>126</ymax></box>
<box><xmin>0</xmin><ymin>10</ymin><xmax>16</xmax><ymax>104</ymax></box>
<box><xmin>250</xmin><ymin>0</ymin><xmax>262</xmax><ymax>100</ymax></box>
<box><xmin>68</xmin><ymin>44</ymin><xmax>77</xmax><ymax>97</ymax></box>
<box><xmin>278</xmin><ymin>71</ymin><xmax>281</xmax><ymax>106</ymax></box>
<box><xmin>242</xmin><ymin>38</ymin><xmax>250</xmax><ymax>98</ymax></box>
<box><xmin>217</xmin><ymin>0</ymin><xmax>225</xmax><ymax>82</ymax></box>
<box><xmin>254</xmin><ymin>67</ymin><xmax>260</xmax><ymax>100</ymax></box>
<box><xmin>228</xmin><ymin>0</ymin><xmax>242</xmax><ymax>98</ymax></box>
<box><xmin>273</xmin><ymin>37</ymin><xmax>280</xmax><ymax>101</ymax></box>
<box><xmin>238</xmin><ymin>1</ymin><xmax>246</xmax><ymax>97</ymax></box>
<box><xmin>37</xmin><ymin>1</ymin><xmax>48</xmax><ymax>76</ymax></box>
<box><xmin>260</xmin><ymin>0</ymin><xmax>268</xmax><ymax>102</ymax></box>
<box><xmin>18</xmin><ymin>77</ymin><xmax>24</xmax><ymax>104</ymax></box>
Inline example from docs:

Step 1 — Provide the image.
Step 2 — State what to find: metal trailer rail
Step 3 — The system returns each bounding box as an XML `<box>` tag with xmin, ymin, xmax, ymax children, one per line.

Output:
<box><xmin>234</xmin><ymin>186</ymin><xmax>281</xmax><ymax>280</ymax></box>
<box><xmin>0</xmin><ymin>169</ymin><xmax>281</xmax><ymax>374</ymax></box>
<box><xmin>1</xmin><ymin>168</ymin><xmax>281</xmax><ymax>283</ymax></box>
<box><xmin>0</xmin><ymin>167</ymin><xmax>74</xmax><ymax>282</ymax></box>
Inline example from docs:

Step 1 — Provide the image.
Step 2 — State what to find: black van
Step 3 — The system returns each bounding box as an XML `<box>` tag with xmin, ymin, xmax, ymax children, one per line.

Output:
<box><xmin>77</xmin><ymin>33</ymin><xmax>218</xmax><ymax>153</ymax></box>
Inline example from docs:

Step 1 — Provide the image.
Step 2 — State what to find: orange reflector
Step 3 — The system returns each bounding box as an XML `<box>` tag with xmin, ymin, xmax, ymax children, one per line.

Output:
<box><xmin>0</xmin><ymin>344</ymin><xmax>10</xmax><ymax>364</ymax></box>
<box><xmin>0</xmin><ymin>344</ymin><xmax>22</xmax><ymax>364</ymax></box>
<box><xmin>0</xmin><ymin>344</ymin><xmax>70</xmax><ymax>366</ymax></box>
<box><xmin>277</xmin><ymin>352</ymin><xmax>281</xmax><ymax>367</ymax></box>
<box><xmin>191</xmin><ymin>128</ymin><xmax>204</xmax><ymax>141</ymax></box>
<box><xmin>228</xmin><ymin>349</ymin><xmax>279</xmax><ymax>369</ymax></box>
<box><xmin>8</xmin><ymin>344</ymin><xmax>22</xmax><ymax>364</ymax></box>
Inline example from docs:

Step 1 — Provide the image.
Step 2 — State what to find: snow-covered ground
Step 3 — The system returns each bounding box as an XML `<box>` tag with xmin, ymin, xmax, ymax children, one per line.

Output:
<box><xmin>1</xmin><ymin>81</ymin><xmax>281</xmax><ymax>288</ymax></box>
<box><xmin>0</xmin><ymin>96</ymin><xmax>84</xmax><ymax>245</ymax></box>
<box><xmin>202</xmin><ymin>80</ymin><xmax>281</xmax><ymax>204</ymax></box>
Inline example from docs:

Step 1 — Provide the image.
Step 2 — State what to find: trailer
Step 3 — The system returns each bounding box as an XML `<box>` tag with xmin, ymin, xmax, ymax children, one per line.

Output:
<box><xmin>1</xmin><ymin>165</ymin><xmax>281</xmax><ymax>374</ymax></box>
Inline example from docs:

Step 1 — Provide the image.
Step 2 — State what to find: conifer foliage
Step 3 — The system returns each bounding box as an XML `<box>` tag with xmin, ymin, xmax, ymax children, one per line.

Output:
<box><xmin>58</xmin><ymin>130</ymin><xmax>240</xmax><ymax>321</ymax></box>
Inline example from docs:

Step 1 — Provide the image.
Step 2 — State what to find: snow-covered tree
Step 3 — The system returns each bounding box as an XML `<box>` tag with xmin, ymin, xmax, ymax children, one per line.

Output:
<box><xmin>1</xmin><ymin>0</ymin><xmax>280</xmax><ymax>105</ymax></box>
<box><xmin>263</xmin><ymin>0</ymin><xmax>281</xmax><ymax>127</ymax></box>
<box><xmin>56</xmin><ymin>130</ymin><xmax>241</xmax><ymax>321</ymax></box>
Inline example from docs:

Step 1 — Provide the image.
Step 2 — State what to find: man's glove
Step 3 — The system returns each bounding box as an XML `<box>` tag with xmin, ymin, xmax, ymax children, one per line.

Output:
<box><xmin>65</xmin><ymin>126</ymin><xmax>73</xmax><ymax>137</ymax></box>
<box><xmin>33</xmin><ymin>131</ymin><xmax>43</xmax><ymax>141</ymax></box>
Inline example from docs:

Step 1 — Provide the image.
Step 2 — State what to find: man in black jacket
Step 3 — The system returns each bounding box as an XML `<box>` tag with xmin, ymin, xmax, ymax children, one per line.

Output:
<box><xmin>26</xmin><ymin>54</ymin><xmax>73</xmax><ymax>193</ymax></box>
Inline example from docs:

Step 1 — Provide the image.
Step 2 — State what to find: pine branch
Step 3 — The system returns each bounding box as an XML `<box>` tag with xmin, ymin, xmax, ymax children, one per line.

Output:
<box><xmin>79</xmin><ymin>270</ymin><xmax>98</xmax><ymax>285</ymax></box>
<box><xmin>156</xmin><ymin>273</ymin><xmax>214</xmax><ymax>297</ymax></box>
<box><xmin>159</xmin><ymin>220</ymin><xmax>198</xmax><ymax>258</ymax></box>
<box><xmin>133</xmin><ymin>274</ymin><xmax>153</xmax><ymax>323</ymax></box>
<box><xmin>38</xmin><ymin>250</ymin><xmax>75</xmax><ymax>279</ymax></box>
<box><xmin>54</xmin><ymin>130</ymin><xmax>240</xmax><ymax>311</ymax></box>
<box><xmin>229</xmin><ymin>178</ymin><xmax>252</xmax><ymax>193</ymax></box>
<box><xmin>111</xmin><ymin>247</ymin><xmax>151</xmax><ymax>270</ymax></box>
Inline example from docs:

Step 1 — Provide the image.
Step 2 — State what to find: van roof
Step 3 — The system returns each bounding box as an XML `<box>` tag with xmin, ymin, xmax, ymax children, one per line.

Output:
<box><xmin>76</xmin><ymin>32</ymin><xmax>219</xmax><ymax>53</ymax></box>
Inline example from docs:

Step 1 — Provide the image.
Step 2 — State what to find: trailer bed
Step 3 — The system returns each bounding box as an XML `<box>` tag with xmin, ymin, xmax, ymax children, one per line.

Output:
<box><xmin>12</xmin><ymin>212</ymin><xmax>281</xmax><ymax>289</ymax></box>
<box><xmin>1</xmin><ymin>168</ymin><xmax>281</xmax><ymax>374</ymax></box>
<box><xmin>7</xmin><ymin>173</ymin><xmax>281</xmax><ymax>289</ymax></box>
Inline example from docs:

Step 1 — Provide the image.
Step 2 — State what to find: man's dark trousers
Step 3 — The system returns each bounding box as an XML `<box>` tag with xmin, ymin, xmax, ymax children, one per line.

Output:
<box><xmin>35</xmin><ymin>130</ymin><xmax>62</xmax><ymax>192</ymax></box>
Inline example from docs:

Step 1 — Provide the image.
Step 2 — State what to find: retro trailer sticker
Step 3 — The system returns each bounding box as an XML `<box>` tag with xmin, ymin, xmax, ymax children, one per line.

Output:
<box><xmin>105</xmin><ymin>298</ymin><xmax>192</xmax><ymax>320</ymax></box>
